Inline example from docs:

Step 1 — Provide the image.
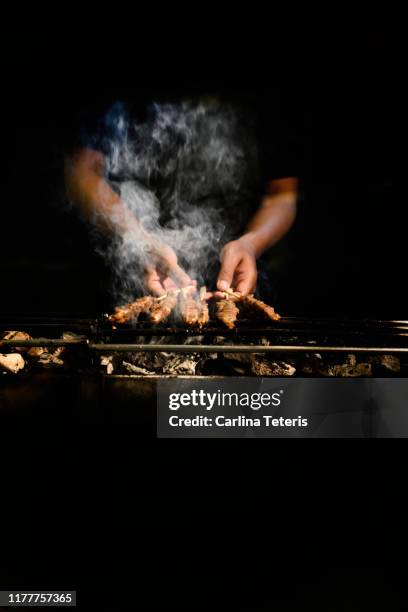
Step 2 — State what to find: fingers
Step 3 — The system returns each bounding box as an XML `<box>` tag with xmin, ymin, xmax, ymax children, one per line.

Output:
<box><xmin>162</xmin><ymin>277</ymin><xmax>178</xmax><ymax>292</ymax></box>
<box><xmin>234</xmin><ymin>265</ymin><xmax>257</xmax><ymax>295</ymax></box>
<box><xmin>233</xmin><ymin>252</ymin><xmax>257</xmax><ymax>295</ymax></box>
<box><xmin>144</xmin><ymin>267</ymin><xmax>166</xmax><ymax>296</ymax></box>
<box><xmin>149</xmin><ymin>241</ymin><xmax>196</xmax><ymax>290</ymax></box>
<box><xmin>168</xmin><ymin>262</ymin><xmax>196</xmax><ymax>288</ymax></box>
<box><xmin>216</xmin><ymin>241</ymin><xmax>258</xmax><ymax>296</ymax></box>
<box><xmin>145</xmin><ymin>266</ymin><xmax>196</xmax><ymax>297</ymax></box>
<box><xmin>217</xmin><ymin>246</ymin><xmax>241</xmax><ymax>292</ymax></box>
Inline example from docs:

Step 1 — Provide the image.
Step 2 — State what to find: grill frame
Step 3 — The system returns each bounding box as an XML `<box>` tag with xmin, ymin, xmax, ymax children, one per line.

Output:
<box><xmin>1</xmin><ymin>314</ymin><xmax>408</xmax><ymax>356</ymax></box>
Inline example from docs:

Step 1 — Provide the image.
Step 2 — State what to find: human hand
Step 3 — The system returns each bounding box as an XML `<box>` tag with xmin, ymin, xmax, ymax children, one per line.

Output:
<box><xmin>143</xmin><ymin>240</ymin><xmax>195</xmax><ymax>296</ymax></box>
<box><xmin>216</xmin><ymin>236</ymin><xmax>257</xmax><ymax>296</ymax></box>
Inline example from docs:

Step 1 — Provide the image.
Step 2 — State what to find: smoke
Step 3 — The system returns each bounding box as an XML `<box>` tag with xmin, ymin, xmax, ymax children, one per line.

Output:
<box><xmin>88</xmin><ymin>99</ymin><xmax>255</xmax><ymax>301</ymax></box>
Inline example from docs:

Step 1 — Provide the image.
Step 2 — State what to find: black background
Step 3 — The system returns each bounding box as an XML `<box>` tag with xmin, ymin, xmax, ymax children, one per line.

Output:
<box><xmin>1</xmin><ymin>19</ymin><xmax>407</xmax><ymax>611</ymax></box>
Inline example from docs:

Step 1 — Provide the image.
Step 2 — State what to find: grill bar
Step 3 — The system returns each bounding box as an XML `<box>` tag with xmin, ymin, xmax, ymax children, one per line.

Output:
<box><xmin>89</xmin><ymin>343</ymin><xmax>408</xmax><ymax>354</ymax></box>
<box><xmin>2</xmin><ymin>338</ymin><xmax>408</xmax><ymax>354</ymax></box>
<box><xmin>0</xmin><ymin>338</ymin><xmax>87</xmax><ymax>348</ymax></box>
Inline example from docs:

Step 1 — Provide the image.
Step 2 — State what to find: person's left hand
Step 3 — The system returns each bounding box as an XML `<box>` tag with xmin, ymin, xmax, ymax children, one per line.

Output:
<box><xmin>216</xmin><ymin>237</ymin><xmax>257</xmax><ymax>296</ymax></box>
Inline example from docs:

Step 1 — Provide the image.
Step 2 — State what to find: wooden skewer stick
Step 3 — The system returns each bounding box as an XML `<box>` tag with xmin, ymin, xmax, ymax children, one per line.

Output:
<box><xmin>156</xmin><ymin>284</ymin><xmax>196</xmax><ymax>302</ymax></box>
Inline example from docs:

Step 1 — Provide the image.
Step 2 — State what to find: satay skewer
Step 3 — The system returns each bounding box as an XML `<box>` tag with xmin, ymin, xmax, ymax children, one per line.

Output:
<box><xmin>179</xmin><ymin>285</ymin><xmax>210</xmax><ymax>328</ymax></box>
<box><xmin>215</xmin><ymin>296</ymin><xmax>240</xmax><ymax>329</ymax></box>
<box><xmin>197</xmin><ymin>286</ymin><xmax>210</xmax><ymax>328</ymax></box>
<box><xmin>149</xmin><ymin>291</ymin><xmax>178</xmax><ymax>324</ymax></box>
<box><xmin>108</xmin><ymin>296</ymin><xmax>154</xmax><ymax>324</ymax></box>
<box><xmin>219</xmin><ymin>289</ymin><xmax>280</xmax><ymax>322</ymax></box>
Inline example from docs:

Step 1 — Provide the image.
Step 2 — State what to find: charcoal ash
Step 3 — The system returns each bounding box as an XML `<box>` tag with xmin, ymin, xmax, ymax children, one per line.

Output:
<box><xmin>1</xmin><ymin>329</ymin><xmax>403</xmax><ymax>377</ymax></box>
<box><xmin>99</xmin><ymin>345</ymin><xmax>401</xmax><ymax>378</ymax></box>
<box><xmin>0</xmin><ymin>353</ymin><xmax>25</xmax><ymax>374</ymax></box>
<box><xmin>300</xmin><ymin>353</ymin><xmax>370</xmax><ymax>377</ymax></box>
<box><xmin>122</xmin><ymin>362</ymin><xmax>154</xmax><ymax>375</ymax></box>
<box><xmin>99</xmin><ymin>332</ymin><xmax>297</xmax><ymax>377</ymax></box>
<box><xmin>251</xmin><ymin>358</ymin><xmax>296</xmax><ymax>376</ymax></box>
<box><xmin>368</xmin><ymin>354</ymin><xmax>400</xmax><ymax>374</ymax></box>
<box><xmin>299</xmin><ymin>353</ymin><xmax>400</xmax><ymax>377</ymax></box>
<box><xmin>101</xmin><ymin>355</ymin><xmax>116</xmax><ymax>375</ymax></box>
<box><xmin>0</xmin><ymin>330</ymin><xmax>82</xmax><ymax>373</ymax></box>
<box><xmin>118</xmin><ymin>350</ymin><xmax>204</xmax><ymax>376</ymax></box>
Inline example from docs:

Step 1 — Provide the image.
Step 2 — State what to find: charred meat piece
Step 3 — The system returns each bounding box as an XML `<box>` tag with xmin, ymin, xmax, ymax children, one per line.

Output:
<box><xmin>197</xmin><ymin>300</ymin><xmax>209</xmax><ymax>328</ymax></box>
<box><xmin>216</xmin><ymin>298</ymin><xmax>239</xmax><ymax>329</ymax></box>
<box><xmin>180</xmin><ymin>286</ymin><xmax>210</xmax><ymax>328</ymax></box>
<box><xmin>179</xmin><ymin>287</ymin><xmax>201</xmax><ymax>326</ymax></box>
<box><xmin>149</xmin><ymin>293</ymin><xmax>178</xmax><ymax>324</ymax></box>
<box><xmin>109</xmin><ymin>296</ymin><xmax>154</xmax><ymax>324</ymax></box>
<box><xmin>197</xmin><ymin>286</ymin><xmax>209</xmax><ymax>328</ymax></box>
<box><xmin>241</xmin><ymin>294</ymin><xmax>280</xmax><ymax>321</ymax></box>
<box><xmin>180</xmin><ymin>296</ymin><xmax>201</xmax><ymax>326</ymax></box>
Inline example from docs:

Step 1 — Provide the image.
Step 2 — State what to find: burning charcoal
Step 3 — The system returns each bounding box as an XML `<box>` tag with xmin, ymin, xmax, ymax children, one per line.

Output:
<box><xmin>0</xmin><ymin>353</ymin><xmax>25</xmax><ymax>374</ymax></box>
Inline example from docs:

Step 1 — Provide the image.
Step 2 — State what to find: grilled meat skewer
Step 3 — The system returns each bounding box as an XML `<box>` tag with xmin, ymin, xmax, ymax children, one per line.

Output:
<box><xmin>180</xmin><ymin>294</ymin><xmax>201</xmax><ymax>326</ymax></box>
<box><xmin>220</xmin><ymin>290</ymin><xmax>280</xmax><ymax>322</ymax></box>
<box><xmin>179</xmin><ymin>286</ymin><xmax>210</xmax><ymax>328</ymax></box>
<box><xmin>149</xmin><ymin>292</ymin><xmax>178</xmax><ymax>324</ymax></box>
<box><xmin>108</xmin><ymin>285</ymin><xmax>279</xmax><ymax>328</ymax></box>
<box><xmin>197</xmin><ymin>287</ymin><xmax>210</xmax><ymax>328</ymax></box>
<box><xmin>179</xmin><ymin>286</ymin><xmax>201</xmax><ymax>326</ymax></box>
<box><xmin>197</xmin><ymin>302</ymin><xmax>209</xmax><ymax>328</ymax></box>
<box><xmin>241</xmin><ymin>294</ymin><xmax>280</xmax><ymax>321</ymax></box>
<box><xmin>109</xmin><ymin>296</ymin><xmax>154</xmax><ymax>324</ymax></box>
<box><xmin>216</xmin><ymin>297</ymin><xmax>239</xmax><ymax>329</ymax></box>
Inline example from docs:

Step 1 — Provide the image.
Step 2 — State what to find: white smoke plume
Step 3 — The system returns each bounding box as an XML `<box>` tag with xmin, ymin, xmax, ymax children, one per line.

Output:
<box><xmin>90</xmin><ymin>99</ymin><xmax>256</xmax><ymax>301</ymax></box>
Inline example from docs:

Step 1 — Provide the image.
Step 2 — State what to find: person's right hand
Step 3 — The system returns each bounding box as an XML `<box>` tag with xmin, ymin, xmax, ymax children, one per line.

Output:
<box><xmin>143</xmin><ymin>240</ymin><xmax>195</xmax><ymax>296</ymax></box>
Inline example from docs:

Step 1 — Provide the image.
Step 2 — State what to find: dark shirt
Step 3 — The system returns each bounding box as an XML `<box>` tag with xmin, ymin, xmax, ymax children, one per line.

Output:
<box><xmin>77</xmin><ymin>91</ymin><xmax>302</xmax><ymax>242</ymax></box>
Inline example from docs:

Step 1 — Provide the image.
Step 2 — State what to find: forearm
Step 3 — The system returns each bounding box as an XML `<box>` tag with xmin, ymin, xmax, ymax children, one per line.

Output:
<box><xmin>65</xmin><ymin>148</ymin><xmax>141</xmax><ymax>237</ymax></box>
<box><xmin>240</xmin><ymin>178</ymin><xmax>298</xmax><ymax>257</ymax></box>
<box><xmin>64</xmin><ymin>148</ymin><xmax>193</xmax><ymax>291</ymax></box>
